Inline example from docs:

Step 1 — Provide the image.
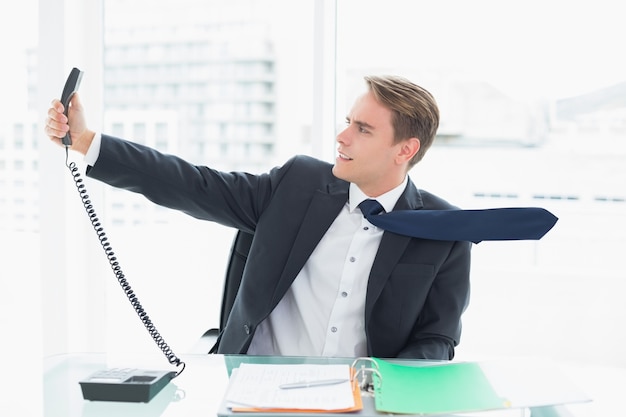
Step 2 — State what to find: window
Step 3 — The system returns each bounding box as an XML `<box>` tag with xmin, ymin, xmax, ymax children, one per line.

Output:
<box><xmin>99</xmin><ymin>0</ymin><xmax>318</xmax><ymax>352</ymax></box>
<box><xmin>132</xmin><ymin>122</ymin><xmax>147</xmax><ymax>144</ymax></box>
<box><xmin>336</xmin><ymin>0</ymin><xmax>626</xmax><ymax>369</ymax></box>
<box><xmin>13</xmin><ymin>124</ymin><xmax>24</xmax><ymax>149</ymax></box>
<box><xmin>154</xmin><ymin>122</ymin><xmax>169</xmax><ymax>151</ymax></box>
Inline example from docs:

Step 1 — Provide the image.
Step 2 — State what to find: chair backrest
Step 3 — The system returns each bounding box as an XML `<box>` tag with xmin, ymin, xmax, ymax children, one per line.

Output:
<box><xmin>218</xmin><ymin>229</ymin><xmax>254</xmax><ymax>330</ymax></box>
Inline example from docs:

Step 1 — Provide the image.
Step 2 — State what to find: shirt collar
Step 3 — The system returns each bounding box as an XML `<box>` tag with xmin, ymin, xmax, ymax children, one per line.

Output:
<box><xmin>349</xmin><ymin>176</ymin><xmax>408</xmax><ymax>214</ymax></box>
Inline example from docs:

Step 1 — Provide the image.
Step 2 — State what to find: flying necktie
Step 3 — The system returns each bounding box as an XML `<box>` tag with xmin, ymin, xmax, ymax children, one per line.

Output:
<box><xmin>358</xmin><ymin>199</ymin><xmax>558</xmax><ymax>244</ymax></box>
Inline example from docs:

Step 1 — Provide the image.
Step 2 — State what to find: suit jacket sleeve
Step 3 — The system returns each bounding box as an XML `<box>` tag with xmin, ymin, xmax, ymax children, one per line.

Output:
<box><xmin>86</xmin><ymin>134</ymin><xmax>284</xmax><ymax>232</ymax></box>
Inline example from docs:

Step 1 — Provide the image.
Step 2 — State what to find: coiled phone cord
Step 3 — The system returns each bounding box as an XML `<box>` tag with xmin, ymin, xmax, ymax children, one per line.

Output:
<box><xmin>65</xmin><ymin>148</ymin><xmax>186</xmax><ymax>377</ymax></box>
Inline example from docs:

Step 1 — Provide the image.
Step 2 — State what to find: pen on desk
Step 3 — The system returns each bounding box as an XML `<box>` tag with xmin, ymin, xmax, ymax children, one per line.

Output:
<box><xmin>279</xmin><ymin>378</ymin><xmax>350</xmax><ymax>389</ymax></box>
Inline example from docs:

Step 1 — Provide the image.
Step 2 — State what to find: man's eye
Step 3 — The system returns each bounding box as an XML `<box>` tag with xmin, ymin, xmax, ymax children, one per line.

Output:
<box><xmin>359</xmin><ymin>126</ymin><xmax>369</xmax><ymax>133</ymax></box>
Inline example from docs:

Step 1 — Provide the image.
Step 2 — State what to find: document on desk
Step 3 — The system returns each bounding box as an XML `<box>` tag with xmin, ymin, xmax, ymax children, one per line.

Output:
<box><xmin>223</xmin><ymin>363</ymin><xmax>362</xmax><ymax>413</ymax></box>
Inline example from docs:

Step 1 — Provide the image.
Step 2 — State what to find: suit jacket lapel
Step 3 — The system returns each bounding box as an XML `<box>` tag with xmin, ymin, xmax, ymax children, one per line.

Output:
<box><xmin>274</xmin><ymin>180</ymin><xmax>349</xmax><ymax>297</ymax></box>
<box><xmin>365</xmin><ymin>179</ymin><xmax>424</xmax><ymax>319</ymax></box>
<box><xmin>273</xmin><ymin>177</ymin><xmax>425</xmax><ymax>320</ymax></box>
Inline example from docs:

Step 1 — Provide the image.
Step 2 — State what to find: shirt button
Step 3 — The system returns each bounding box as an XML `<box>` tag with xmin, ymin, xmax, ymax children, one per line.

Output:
<box><xmin>363</xmin><ymin>226</ymin><xmax>369</xmax><ymax>231</ymax></box>
<box><xmin>243</xmin><ymin>324</ymin><xmax>251</xmax><ymax>334</ymax></box>
<box><xmin>331</xmin><ymin>327</ymin><xmax>338</xmax><ymax>333</ymax></box>
<box><xmin>341</xmin><ymin>291</ymin><xmax>348</xmax><ymax>298</ymax></box>
<box><xmin>349</xmin><ymin>256</ymin><xmax>356</xmax><ymax>262</ymax></box>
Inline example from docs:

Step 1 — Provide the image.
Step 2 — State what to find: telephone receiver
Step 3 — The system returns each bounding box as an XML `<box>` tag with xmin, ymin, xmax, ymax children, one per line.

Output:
<box><xmin>59</xmin><ymin>67</ymin><xmax>185</xmax><ymax>402</ymax></box>
<box><xmin>59</xmin><ymin>67</ymin><xmax>84</xmax><ymax>146</ymax></box>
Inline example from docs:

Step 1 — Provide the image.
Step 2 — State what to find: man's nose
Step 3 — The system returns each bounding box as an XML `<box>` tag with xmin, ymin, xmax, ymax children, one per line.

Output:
<box><xmin>336</xmin><ymin>127</ymin><xmax>350</xmax><ymax>144</ymax></box>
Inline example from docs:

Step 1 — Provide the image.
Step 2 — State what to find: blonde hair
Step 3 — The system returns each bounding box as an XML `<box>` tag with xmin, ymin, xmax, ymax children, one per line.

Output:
<box><xmin>364</xmin><ymin>75</ymin><xmax>439</xmax><ymax>167</ymax></box>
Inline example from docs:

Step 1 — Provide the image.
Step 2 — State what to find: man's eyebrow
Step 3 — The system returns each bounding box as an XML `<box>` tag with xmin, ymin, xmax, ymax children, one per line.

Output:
<box><xmin>346</xmin><ymin>116</ymin><xmax>375</xmax><ymax>130</ymax></box>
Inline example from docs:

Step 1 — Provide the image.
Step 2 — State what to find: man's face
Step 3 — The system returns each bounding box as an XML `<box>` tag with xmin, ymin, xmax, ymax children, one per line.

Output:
<box><xmin>333</xmin><ymin>91</ymin><xmax>408</xmax><ymax>197</ymax></box>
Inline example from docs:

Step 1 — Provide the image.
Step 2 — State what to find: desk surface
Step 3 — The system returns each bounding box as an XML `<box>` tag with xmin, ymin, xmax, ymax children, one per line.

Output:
<box><xmin>39</xmin><ymin>353</ymin><xmax>584</xmax><ymax>417</ymax></box>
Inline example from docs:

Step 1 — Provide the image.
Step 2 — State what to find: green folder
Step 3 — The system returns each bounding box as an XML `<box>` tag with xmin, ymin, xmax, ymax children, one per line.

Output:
<box><xmin>371</xmin><ymin>359</ymin><xmax>509</xmax><ymax>415</ymax></box>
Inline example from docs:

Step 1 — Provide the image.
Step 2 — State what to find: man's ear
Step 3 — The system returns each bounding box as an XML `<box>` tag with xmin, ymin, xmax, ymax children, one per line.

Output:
<box><xmin>396</xmin><ymin>137</ymin><xmax>420</xmax><ymax>164</ymax></box>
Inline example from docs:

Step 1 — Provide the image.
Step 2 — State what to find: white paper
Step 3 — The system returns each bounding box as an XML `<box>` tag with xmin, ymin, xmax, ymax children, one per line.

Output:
<box><xmin>224</xmin><ymin>363</ymin><xmax>354</xmax><ymax>410</ymax></box>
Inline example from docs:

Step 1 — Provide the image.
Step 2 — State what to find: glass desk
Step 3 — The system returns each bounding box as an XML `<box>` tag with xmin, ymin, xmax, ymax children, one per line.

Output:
<box><xmin>40</xmin><ymin>353</ymin><xmax>583</xmax><ymax>417</ymax></box>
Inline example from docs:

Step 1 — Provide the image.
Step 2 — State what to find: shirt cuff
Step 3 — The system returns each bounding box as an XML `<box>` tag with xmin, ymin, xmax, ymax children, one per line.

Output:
<box><xmin>84</xmin><ymin>132</ymin><xmax>102</xmax><ymax>166</ymax></box>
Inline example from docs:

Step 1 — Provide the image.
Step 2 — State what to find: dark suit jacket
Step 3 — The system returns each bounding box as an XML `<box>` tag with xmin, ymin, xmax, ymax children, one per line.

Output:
<box><xmin>87</xmin><ymin>134</ymin><xmax>472</xmax><ymax>360</ymax></box>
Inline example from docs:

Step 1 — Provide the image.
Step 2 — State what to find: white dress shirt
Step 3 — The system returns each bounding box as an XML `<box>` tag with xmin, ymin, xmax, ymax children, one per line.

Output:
<box><xmin>84</xmin><ymin>132</ymin><xmax>102</xmax><ymax>166</ymax></box>
<box><xmin>247</xmin><ymin>178</ymin><xmax>407</xmax><ymax>357</ymax></box>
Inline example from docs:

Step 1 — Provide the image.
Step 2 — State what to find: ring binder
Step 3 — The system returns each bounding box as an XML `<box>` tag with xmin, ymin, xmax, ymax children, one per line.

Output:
<box><xmin>350</xmin><ymin>357</ymin><xmax>382</xmax><ymax>393</ymax></box>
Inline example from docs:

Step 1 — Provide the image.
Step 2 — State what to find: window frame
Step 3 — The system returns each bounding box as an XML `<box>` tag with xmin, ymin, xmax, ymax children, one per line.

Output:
<box><xmin>37</xmin><ymin>0</ymin><xmax>338</xmax><ymax>355</ymax></box>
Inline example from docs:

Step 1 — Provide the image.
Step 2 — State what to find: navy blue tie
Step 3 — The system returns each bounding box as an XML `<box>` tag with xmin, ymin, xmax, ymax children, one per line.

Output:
<box><xmin>358</xmin><ymin>199</ymin><xmax>558</xmax><ymax>244</ymax></box>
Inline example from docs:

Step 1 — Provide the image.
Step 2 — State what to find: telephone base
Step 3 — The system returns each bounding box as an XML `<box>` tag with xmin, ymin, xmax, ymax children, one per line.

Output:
<box><xmin>79</xmin><ymin>368</ymin><xmax>176</xmax><ymax>403</ymax></box>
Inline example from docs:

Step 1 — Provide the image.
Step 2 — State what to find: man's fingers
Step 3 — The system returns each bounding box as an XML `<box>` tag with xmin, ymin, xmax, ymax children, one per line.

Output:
<box><xmin>47</xmin><ymin>104</ymin><xmax>67</xmax><ymax>123</ymax></box>
<box><xmin>50</xmin><ymin>98</ymin><xmax>64</xmax><ymax>113</ymax></box>
<box><xmin>45</xmin><ymin>114</ymin><xmax>69</xmax><ymax>139</ymax></box>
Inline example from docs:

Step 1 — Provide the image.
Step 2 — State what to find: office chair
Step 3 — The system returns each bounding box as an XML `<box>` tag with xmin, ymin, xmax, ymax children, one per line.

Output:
<box><xmin>192</xmin><ymin>229</ymin><xmax>253</xmax><ymax>354</ymax></box>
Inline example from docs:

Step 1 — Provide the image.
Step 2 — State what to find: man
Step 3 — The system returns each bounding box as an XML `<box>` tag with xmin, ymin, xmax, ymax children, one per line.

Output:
<box><xmin>45</xmin><ymin>75</ymin><xmax>471</xmax><ymax>359</ymax></box>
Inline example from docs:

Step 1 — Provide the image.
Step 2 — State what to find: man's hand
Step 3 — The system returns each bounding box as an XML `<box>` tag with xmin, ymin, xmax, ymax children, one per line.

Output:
<box><xmin>44</xmin><ymin>93</ymin><xmax>95</xmax><ymax>155</ymax></box>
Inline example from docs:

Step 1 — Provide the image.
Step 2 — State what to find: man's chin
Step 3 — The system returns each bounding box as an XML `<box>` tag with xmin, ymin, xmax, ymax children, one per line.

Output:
<box><xmin>332</xmin><ymin>164</ymin><xmax>347</xmax><ymax>180</ymax></box>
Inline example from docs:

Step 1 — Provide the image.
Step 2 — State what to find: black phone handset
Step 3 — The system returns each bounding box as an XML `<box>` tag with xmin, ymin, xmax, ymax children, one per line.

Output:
<box><xmin>60</xmin><ymin>68</ymin><xmax>186</xmax><ymax>402</ymax></box>
<box><xmin>60</xmin><ymin>67</ymin><xmax>83</xmax><ymax>146</ymax></box>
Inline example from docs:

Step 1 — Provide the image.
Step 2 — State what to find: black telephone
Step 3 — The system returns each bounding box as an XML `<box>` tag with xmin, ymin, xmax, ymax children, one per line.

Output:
<box><xmin>79</xmin><ymin>368</ymin><xmax>176</xmax><ymax>403</ymax></box>
<box><xmin>60</xmin><ymin>67</ymin><xmax>185</xmax><ymax>402</ymax></box>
